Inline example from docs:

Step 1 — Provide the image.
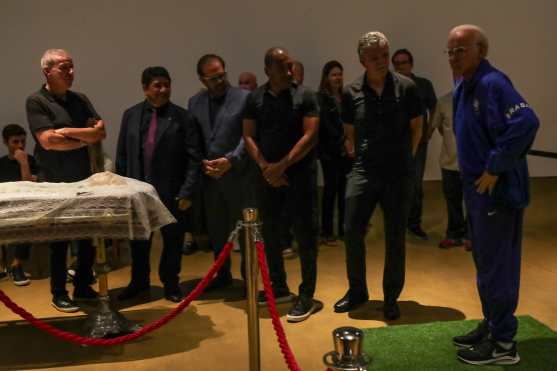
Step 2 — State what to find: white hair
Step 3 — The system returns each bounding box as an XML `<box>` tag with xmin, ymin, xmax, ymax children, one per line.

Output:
<box><xmin>40</xmin><ymin>49</ymin><xmax>71</xmax><ymax>70</ymax></box>
<box><xmin>450</xmin><ymin>24</ymin><xmax>489</xmax><ymax>56</ymax></box>
<box><xmin>358</xmin><ymin>31</ymin><xmax>390</xmax><ymax>57</ymax></box>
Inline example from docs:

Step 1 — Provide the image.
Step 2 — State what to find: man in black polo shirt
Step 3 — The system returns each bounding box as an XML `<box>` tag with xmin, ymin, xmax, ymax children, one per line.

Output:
<box><xmin>26</xmin><ymin>49</ymin><xmax>106</xmax><ymax>312</ymax></box>
<box><xmin>0</xmin><ymin>124</ymin><xmax>38</xmax><ymax>286</ymax></box>
<box><xmin>243</xmin><ymin>47</ymin><xmax>320</xmax><ymax>322</ymax></box>
<box><xmin>392</xmin><ymin>48</ymin><xmax>437</xmax><ymax>240</ymax></box>
<box><xmin>333</xmin><ymin>32</ymin><xmax>423</xmax><ymax>320</ymax></box>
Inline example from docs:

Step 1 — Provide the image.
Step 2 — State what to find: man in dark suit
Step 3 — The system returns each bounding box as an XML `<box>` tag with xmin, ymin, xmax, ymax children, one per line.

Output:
<box><xmin>188</xmin><ymin>54</ymin><xmax>250</xmax><ymax>289</ymax></box>
<box><xmin>115</xmin><ymin>66</ymin><xmax>201</xmax><ymax>302</ymax></box>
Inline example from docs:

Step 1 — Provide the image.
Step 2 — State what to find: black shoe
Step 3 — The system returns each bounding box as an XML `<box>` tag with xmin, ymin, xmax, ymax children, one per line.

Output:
<box><xmin>164</xmin><ymin>288</ymin><xmax>184</xmax><ymax>303</ymax></box>
<box><xmin>383</xmin><ymin>301</ymin><xmax>400</xmax><ymax>320</ymax></box>
<box><xmin>67</xmin><ymin>267</ymin><xmax>96</xmax><ymax>284</ymax></box>
<box><xmin>117</xmin><ymin>283</ymin><xmax>150</xmax><ymax>301</ymax></box>
<box><xmin>182</xmin><ymin>240</ymin><xmax>198</xmax><ymax>255</ymax></box>
<box><xmin>52</xmin><ymin>294</ymin><xmax>80</xmax><ymax>313</ymax></box>
<box><xmin>287</xmin><ymin>297</ymin><xmax>317</xmax><ymax>323</ymax></box>
<box><xmin>73</xmin><ymin>286</ymin><xmax>99</xmax><ymax>301</ymax></box>
<box><xmin>206</xmin><ymin>274</ymin><xmax>233</xmax><ymax>291</ymax></box>
<box><xmin>453</xmin><ymin>320</ymin><xmax>489</xmax><ymax>348</ymax></box>
<box><xmin>8</xmin><ymin>265</ymin><xmax>30</xmax><ymax>286</ymax></box>
<box><xmin>333</xmin><ymin>291</ymin><xmax>368</xmax><ymax>313</ymax></box>
<box><xmin>408</xmin><ymin>225</ymin><xmax>428</xmax><ymax>240</ymax></box>
<box><xmin>457</xmin><ymin>338</ymin><xmax>520</xmax><ymax>365</ymax></box>
<box><xmin>257</xmin><ymin>288</ymin><xmax>294</xmax><ymax>307</ymax></box>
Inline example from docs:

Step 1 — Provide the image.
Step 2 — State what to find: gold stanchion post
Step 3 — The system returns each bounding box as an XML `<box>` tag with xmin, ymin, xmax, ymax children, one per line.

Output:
<box><xmin>243</xmin><ymin>208</ymin><xmax>261</xmax><ymax>371</ymax></box>
<box><xmin>85</xmin><ymin>238</ymin><xmax>140</xmax><ymax>338</ymax></box>
<box><xmin>84</xmin><ymin>125</ymin><xmax>140</xmax><ymax>338</ymax></box>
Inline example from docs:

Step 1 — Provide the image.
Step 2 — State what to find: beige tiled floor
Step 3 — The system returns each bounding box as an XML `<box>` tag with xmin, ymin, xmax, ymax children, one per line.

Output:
<box><xmin>0</xmin><ymin>178</ymin><xmax>556</xmax><ymax>370</ymax></box>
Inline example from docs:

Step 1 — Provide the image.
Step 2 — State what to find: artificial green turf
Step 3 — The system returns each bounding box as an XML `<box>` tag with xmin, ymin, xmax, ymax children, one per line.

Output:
<box><xmin>360</xmin><ymin>316</ymin><xmax>557</xmax><ymax>370</ymax></box>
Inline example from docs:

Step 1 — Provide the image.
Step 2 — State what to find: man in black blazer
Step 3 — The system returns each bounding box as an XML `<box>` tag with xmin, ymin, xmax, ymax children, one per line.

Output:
<box><xmin>188</xmin><ymin>54</ymin><xmax>250</xmax><ymax>289</ymax></box>
<box><xmin>115</xmin><ymin>66</ymin><xmax>201</xmax><ymax>302</ymax></box>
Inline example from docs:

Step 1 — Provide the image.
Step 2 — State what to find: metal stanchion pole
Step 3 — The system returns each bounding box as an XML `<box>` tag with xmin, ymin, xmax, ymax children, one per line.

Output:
<box><xmin>243</xmin><ymin>208</ymin><xmax>261</xmax><ymax>371</ymax></box>
<box><xmin>96</xmin><ymin>238</ymin><xmax>109</xmax><ymax>297</ymax></box>
<box><xmin>85</xmin><ymin>238</ymin><xmax>140</xmax><ymax>338</ymax></box>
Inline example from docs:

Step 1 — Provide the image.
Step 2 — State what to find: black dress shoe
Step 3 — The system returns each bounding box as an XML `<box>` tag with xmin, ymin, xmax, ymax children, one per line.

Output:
<box><xmin>334</xmin><ymin>291</ymin><xmax>368</xmax><ymax>313</ymax></box>
<box><xmin>383</xmin><ymin>301</ymin><xmax>400</xmax><ymax>320</ymax></box>
<box><xmin>73</xmin><ymin>286</ymin><xmax>99</xmax><ymax>302</ymax></box>
<box><xmin>117</xmin><ymin>283</ymin><xmax>150</xmax><ymax>301</ymax></box>
<box><xmin>182</xmin><ymin>240</ymin><xmax>198</xmax><ymax>255</ymax></box>
<box><xmin>408</xmin><ymin>225</ymin><xmax>428</xmax><ymax>240</ymax></box>
<box><xmin>164</xmin><ymin>289</ymin><xmax>185</xmax><ymax>303</ymax></box>
<box><xmin>206</xmin><ymin>274</ymin><xmax>233</xmax><ymax>291</ymax></box>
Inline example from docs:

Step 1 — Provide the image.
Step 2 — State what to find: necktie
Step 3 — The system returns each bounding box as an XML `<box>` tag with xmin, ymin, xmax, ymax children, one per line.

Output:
<box><xmin>144</xmin><ymin>109</ymin><xmax>157</xmax><ymax>178</ymax></box>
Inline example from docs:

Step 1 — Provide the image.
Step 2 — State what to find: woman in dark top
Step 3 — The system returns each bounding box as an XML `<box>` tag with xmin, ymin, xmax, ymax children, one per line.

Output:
<box><xmin>317</xmin><ymin>60</ymin><xmax>351</xmax><ymax>244</ymax></box>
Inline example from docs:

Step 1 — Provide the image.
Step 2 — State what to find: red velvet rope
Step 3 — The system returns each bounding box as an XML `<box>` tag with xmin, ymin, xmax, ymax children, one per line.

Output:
<box><xmin>256</xmin><ymin>241</ymin><xmax>302</xmax><ymax>371</ymax></box>
<box><xmin>0</xmin><ymin>241</ymin><xmax>234</xmax><ymax>346</ymax></box>
<box><xmin>0</xmin><ymin>235</ymin><xmax>304</xmax><ymax>371</ymax></box>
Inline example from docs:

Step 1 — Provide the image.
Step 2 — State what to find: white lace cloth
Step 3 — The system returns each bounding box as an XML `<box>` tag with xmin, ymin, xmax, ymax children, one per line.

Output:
<box><xmin>0</xmin><ymin>172</ymin><xmax>176</xmax><ymax>244</ymax></box>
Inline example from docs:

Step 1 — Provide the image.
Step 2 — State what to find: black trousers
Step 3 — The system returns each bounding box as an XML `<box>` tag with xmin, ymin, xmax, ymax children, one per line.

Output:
<box><xmin>278</xmin><ymin>162</ymin><xmax>319</xmax><ymax>248</ymax></box>
<box><xmin>320</xmin><ymin>155</ymin><xmax>351</xmax><ymax>237</ymax></box>
<box><xmin>344</xmin><ymin>170</ymin><xmax>412</xmax><ymax>302</ymax></box>
<box><xmin>129</xmin><ymin>203</ymin><xmax>187</xmax><ymax>291</ymax></box>
<box><xmin>441</xmin><ymin>168</ymin><xmax>467</xmax><ymax>239</ymax></box>
<box><xmin>408</xmin><ymin>142</ymin><xmax>428</xmax><ymax>228</ymax></box>
<box><xmin>11</xmin><ymin>244</ymin><xmax>31</xmax><ymax>261</ymax></box>
<box><xmin>50</xmin><ymin>240</ymin><xmax>95</xmax><ymax>297</ymax></box>
<box><xmin>257</xmin><ymin>168</ymin><xmax>319</xmax><ymax>299</ymax></box>
<box><xmin>203</xmin><ymin>175</ymin><xmax>246</xmax><ymax>280</ymax></box>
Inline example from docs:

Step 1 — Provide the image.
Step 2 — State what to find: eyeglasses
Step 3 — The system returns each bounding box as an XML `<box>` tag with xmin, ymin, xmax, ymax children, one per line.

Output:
<box><xmin>54</xmin><ymin>62</ymin><xmax>74</xmax><ymax>73</ymax></box>
<box><xmin>444</xmin><ymin>44</ymin><xmax>479</xmax><ymax>58</ymax></box>
<box><xmin>393</xmin><ymin>60</ymin><xmax>411</xmax><ymax>66</ymax></box>
<box><xmin>202</xmin><ymin>72</ymin><xmax>227</xmax><ymax>83</ymax></box>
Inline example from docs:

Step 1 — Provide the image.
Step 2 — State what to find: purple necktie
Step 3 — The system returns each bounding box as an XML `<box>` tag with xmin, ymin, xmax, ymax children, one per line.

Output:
<box><xmin>144</xmin><ymin>109</ymin><xmax>157</xmax><ymax>178</ymax></box>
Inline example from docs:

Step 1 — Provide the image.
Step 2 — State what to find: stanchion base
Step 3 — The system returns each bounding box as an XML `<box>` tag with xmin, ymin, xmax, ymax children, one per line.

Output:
<box><xmin>84</xmin><ymin>296</ymin><xmax>141</xmax><ymax>338</ymax></box>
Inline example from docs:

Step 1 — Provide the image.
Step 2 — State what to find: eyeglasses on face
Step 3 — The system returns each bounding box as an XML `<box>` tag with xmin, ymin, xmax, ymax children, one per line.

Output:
<box><xmin>445</xmin><ymin>44</ymin><xmax>479</xmax><ymax>58</ymax></box>
<box><xmin>393</xmin><ymin>60</ymin><xmax>411</xmax><ymax>66</ymax></box>
<box><xmin>202</xmin><ymin>72</ymin><xmax>227</xmax><ymax>83</ymax></box>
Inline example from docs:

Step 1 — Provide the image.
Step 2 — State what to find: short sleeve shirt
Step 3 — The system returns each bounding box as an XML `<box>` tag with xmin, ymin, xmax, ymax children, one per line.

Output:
<box><xmin>26</xmin><ymin>86</ymin><xmax>101</xmax><ymax>182</ymax></box>
<box><xmin>244</xmin><ymin>82</ymin><xmax>319</xmax><ymax>176</ymax></box>
<box><xmin>0</xmin><ymin>154</ymin><xmax>38</xmax><ymax>182</ymax></box>
<box><xmin>342</xmin><ymin>72</ymin><xmax>422</xmax><ymax>178</ymax></box>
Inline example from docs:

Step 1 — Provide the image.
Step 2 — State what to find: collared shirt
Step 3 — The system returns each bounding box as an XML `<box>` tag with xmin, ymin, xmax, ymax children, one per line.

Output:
<box><xmin>209</xmin><ymin>93</ymin><xmax>226</xmax><ymax>130</ymax></box>
<box><xmin>411</xmin><ymin>74</ymin><xmax>437</xmax><ymax>140</ymax></box>
<box><xmin>317</xmin><ymin>91</ymin><xmax>345</xmax><ymax>158</ymax></box>
<box><xmin>244</xmin><ymin>82</ymin><xmax>319</xmax><ymax>176</ymax></box>
<box><xmin>0</xmin><ymin>155</ymin><xmax>38</xmax><ymax>182</ymax></box>
<box><xmin>430</xmin><ymin>91</ymin><xmax>458</xmax><ymax>171</ymax></box>
<box><xmin>139</xmin><ymin>100</ymin><xmax>170</xmax><ymax>179</ymax></box>
<box><xmin>342</xmin><ymin>72</ymin><xmax>422</xmax><ymax>178</ymax></box>
<box><xmin>454</xmin><ymin>59</ymin><xmax>539</xmax><ymax>208</ymax></box>
<box><xmin>26</xmin><ymin>86</ymin><xmax>100</xmax><ymax>182</ymax></box>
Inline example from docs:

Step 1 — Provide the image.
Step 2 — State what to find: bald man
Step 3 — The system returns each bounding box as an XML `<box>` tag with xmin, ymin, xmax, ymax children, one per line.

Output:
<box><xmin>243</xmin><ymin>47</ymin><xmax>320</xmax><ymax>322</ymax></box>
<box><xmin>447</xmin><ymin>25</ymin><xmax>539</xmax><ymax>366</ymax></box>
<box><xmin>238</xmin><ymin>72</ymin><xmax>258</xmax><ymax>91</ymax></box>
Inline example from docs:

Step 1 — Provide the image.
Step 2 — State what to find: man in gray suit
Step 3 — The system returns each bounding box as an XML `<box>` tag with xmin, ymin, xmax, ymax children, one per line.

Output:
<box><xmin>188</xmin><ymin>54</ymin><xmax>250</xmax><ymax>289</ymax></box>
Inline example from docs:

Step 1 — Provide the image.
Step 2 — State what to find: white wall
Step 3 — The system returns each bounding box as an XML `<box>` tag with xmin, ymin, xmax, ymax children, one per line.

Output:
<box><xmin>1</xmin><ymin>0</ymin><xmax>555</xmax><ymax>178</ymax></box>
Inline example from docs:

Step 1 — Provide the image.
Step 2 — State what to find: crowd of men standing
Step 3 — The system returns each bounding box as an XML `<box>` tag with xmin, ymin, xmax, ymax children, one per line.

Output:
<box><xmin>1</xmin><ymin>24</ymin><xmax>539</xmax><ymax>366</ymax></box>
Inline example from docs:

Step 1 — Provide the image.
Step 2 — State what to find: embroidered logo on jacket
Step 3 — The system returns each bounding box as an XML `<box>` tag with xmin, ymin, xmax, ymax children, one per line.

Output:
<box><xmin>505</xmin><ymin>103</ymin><xmax>530</xmax><ymax>120</ymax></box>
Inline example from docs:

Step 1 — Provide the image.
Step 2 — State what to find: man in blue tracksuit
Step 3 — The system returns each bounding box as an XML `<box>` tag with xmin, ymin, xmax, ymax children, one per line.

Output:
<box><xmin>447</xmin><ymin>25</ymin><xmax>539</xmax><ymax>366</ymax></box>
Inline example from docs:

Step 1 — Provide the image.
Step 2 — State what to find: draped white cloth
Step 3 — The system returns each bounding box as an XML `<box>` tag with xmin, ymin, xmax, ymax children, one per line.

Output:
<box><xmin>0</xmin><ymin>172</ymin><xmax>175</xmax><ymax>244</ymax></box>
